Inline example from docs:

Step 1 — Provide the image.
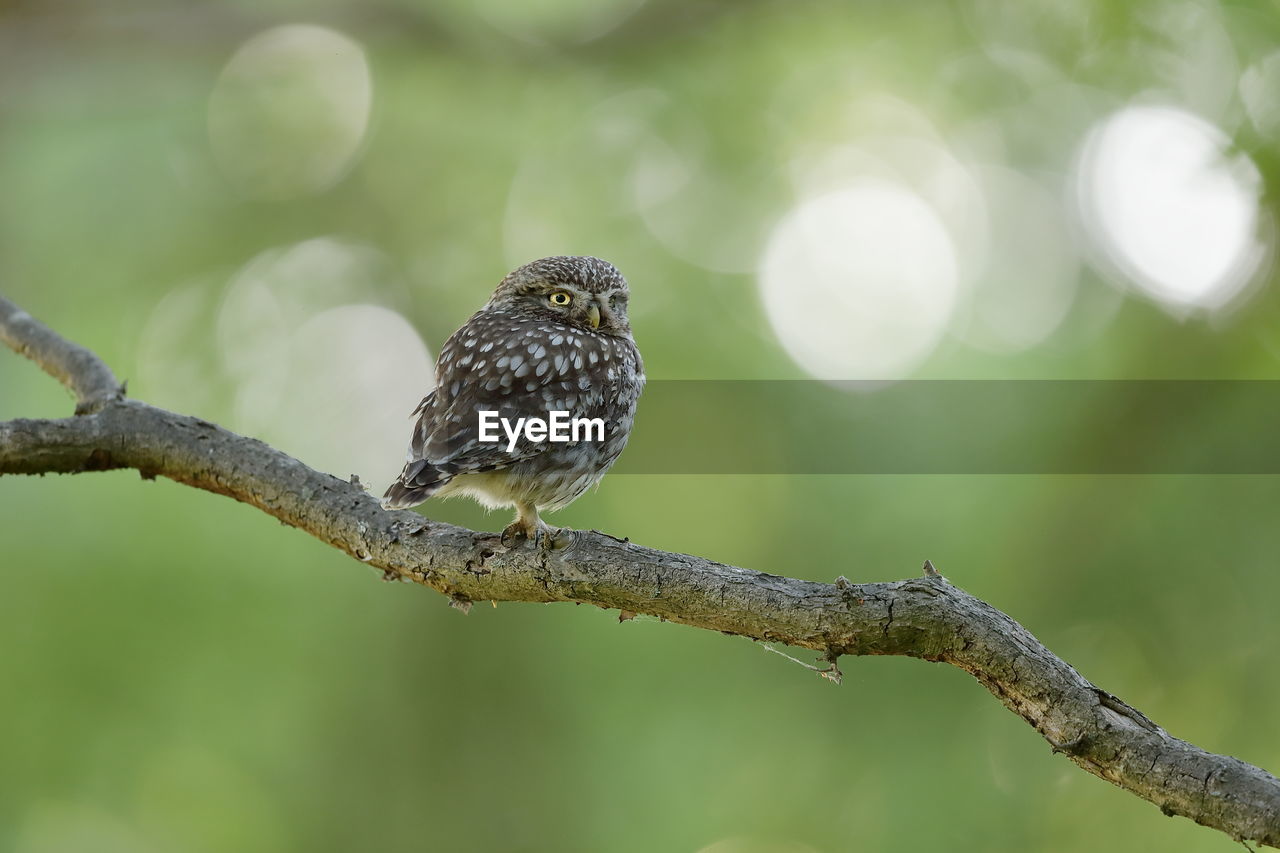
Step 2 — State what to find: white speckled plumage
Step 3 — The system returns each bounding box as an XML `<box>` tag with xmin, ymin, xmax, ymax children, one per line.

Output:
<box><xmin>382</xmin><ymin>256</ymin><xmax>644</xmax><ymax>540</ymax></box>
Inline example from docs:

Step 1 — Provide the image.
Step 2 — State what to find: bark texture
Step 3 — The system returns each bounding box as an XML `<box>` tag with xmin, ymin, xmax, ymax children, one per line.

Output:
<box><xmin>2</xmin><ymin>294</ymin><xmax>1277</xmax><ymax>847</ymax></box>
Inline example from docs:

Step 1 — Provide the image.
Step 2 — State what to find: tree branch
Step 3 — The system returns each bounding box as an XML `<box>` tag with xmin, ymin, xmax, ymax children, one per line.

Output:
<box><xmin>0</xmin><ymin>295</ymin><xmax>124</xmax><ymax>413</ymax></box>
<box><xmin>2</xmin><ymin>297</ymin><xmax>1278</xmax><ymax>848</ymax></box>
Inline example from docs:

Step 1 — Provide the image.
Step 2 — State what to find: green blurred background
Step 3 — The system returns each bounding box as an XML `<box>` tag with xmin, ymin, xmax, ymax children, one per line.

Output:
<box><xmin>3</xmin><ymin>1</ymin><xmax>1280</xmax><ymax>850</ymax></box>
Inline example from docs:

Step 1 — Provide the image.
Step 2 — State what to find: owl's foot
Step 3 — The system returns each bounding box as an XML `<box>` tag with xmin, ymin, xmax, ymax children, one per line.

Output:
<box><xmin>529</xmin><ymin>524</ymin><xmax>573</xmax><ymax>552</ymax></box>
<box><xmin>499</xmin><ymin>520</ymin><xmax>525</xmax><ymax>548</ymax></box>
<box><xmin>500</xmin><ymin>519</ymin><xmax>572</xmax><ymax>551</ymax></box>
<box><xmin>542</xmin><ymin>526</ymin><xmax>574</xmax><ymax>551</ymax></box>
<box><xmin>502</xmin><ymin>501</ymin><xmax>539</xmax><ymax>548</ymax></box>
<box><xmin>501</xmin><ymin>502</ymin><xmax>574</xmax><ymax>550</ymax></box>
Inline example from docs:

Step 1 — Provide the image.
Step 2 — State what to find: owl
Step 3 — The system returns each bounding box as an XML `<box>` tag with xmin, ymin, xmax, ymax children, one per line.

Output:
<box><xmin>382</xmin><ymin>256</ymin><xmax>644</xmax><ymax>546</ymax></box>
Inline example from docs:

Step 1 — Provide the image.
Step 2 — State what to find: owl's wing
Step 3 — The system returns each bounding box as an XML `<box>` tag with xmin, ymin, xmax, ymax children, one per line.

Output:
<box><xmin>412</xmin><ymin>369</ymin><xmax>609</xmax><ymax>475</ymax></box>
<box><xmin>403</xmin><ymin>311</ymin><xmax>594</xmax><ymax>474</ymax></box>
<box><xmin>386</xmin><ymin>379</ymin><xmax>524</xmax><ymax>506</ymax></box>
<box><xmin>400</xmin><ymin>307</ymin><xmax>642</xmax><ymax>483</ymax></box>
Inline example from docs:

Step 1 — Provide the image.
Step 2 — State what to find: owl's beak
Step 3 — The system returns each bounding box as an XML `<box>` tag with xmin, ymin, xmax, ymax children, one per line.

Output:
<box><xmin>586</xmin><ymin>303</ymin><xmax>601</xmax><ymax>329</ymax></box>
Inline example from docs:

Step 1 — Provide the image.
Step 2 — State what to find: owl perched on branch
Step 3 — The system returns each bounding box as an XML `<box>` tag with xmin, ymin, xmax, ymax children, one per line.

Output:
<box><xmin>382</xmin><ymin>256</ymin><xmax>644</xmax><ymax>546</ymax></box>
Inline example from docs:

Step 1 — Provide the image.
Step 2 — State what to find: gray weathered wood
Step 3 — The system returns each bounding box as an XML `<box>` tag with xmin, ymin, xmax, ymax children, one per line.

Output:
<box><xmin>2</xmin><ymin>294</ymin><xmax>1277</xmax><ymax>847</ymax></box>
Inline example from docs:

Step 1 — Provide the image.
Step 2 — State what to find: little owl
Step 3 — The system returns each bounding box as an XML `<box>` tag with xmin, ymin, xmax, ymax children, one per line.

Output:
<box><xmin>382</xmin><ymin>256</ymin><xmax>644</xmax><ymax>545</ymax></box>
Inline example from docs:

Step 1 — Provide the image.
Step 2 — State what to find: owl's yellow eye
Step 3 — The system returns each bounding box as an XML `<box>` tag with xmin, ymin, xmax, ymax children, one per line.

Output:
<box><xmin>548</xmin><ymin>291</ymin><xmax>572</xmax><ymax>306</ymax></box>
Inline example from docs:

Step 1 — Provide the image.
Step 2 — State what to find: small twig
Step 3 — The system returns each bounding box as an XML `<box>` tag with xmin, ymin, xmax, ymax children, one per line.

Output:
<box><xmin>761</xmin><ymin>643</ymin><xmax>842</xmax><ymax>684</ymax></box>
<box><xmin>0</xmin><ymin>295</ymin><xmax>123</xmax><ymax>413</ymax></box>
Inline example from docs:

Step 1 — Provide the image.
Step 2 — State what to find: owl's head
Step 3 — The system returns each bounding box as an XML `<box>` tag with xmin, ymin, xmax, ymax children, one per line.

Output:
<box><xmin>488</xmin><ymin>256</ymin><xmax>632</xmax><ymax>335</ymax></box>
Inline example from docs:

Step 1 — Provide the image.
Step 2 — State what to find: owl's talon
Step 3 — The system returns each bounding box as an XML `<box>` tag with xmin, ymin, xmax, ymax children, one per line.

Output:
<box><xmin>543</xmin><ymin>527</ymin><xmax>574</xmax><ymax>551</ymax></box>
<box><xmin>500</xmin><ymin>522</ymin><xmax>530</xmax><ymax>549</ymax></box>
<box><xmin>500</xmin><ymin>518</ymin><xmax>563</xmax><ymax>550</ymax></box>
<box><xmin>530</xmin><ymin>523</ymin><xmax>570</xmax><ymax>552</ymax></box>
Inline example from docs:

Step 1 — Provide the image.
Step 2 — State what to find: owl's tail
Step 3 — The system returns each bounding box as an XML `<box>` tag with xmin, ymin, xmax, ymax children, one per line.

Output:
<box><xmin>381</xmin><ymin>459</ymin><xmax>451</xmax><ymax>510</ymax></box>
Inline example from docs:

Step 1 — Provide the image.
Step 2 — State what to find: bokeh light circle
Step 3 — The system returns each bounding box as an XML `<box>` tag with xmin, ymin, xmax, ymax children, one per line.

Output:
<box><xmin>1241</xmin><ymin>51</ymin><xmax>1280</xmax><ymax>141</ymax></box>
<box><xmin>1075</xmin><ymin>105</ymin><xmax>1265</xmax><ymax>311</ymax></box>
<box><xmin>214</xmin><ymin>238</ymin><xmax>430</xmax><ymax>479</ymax></box>
<box><xmin>208</xmin><ymin>24</ymin><xmax>372</xmax><ymax>200</ymax></box>
<box><xmin>956</xmin><ymin>165</ymin><xmax>1080</xmax><ymax>353</ymax></box>
<box><xmin>283</xmin><ymin>305</ymin><xmax>434</xmax><ymax>480</ymax></box>
<box><xmin>759</xmin><ymin>183</ymin><xmax>959</xmax><ymax>380</ymax></box>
